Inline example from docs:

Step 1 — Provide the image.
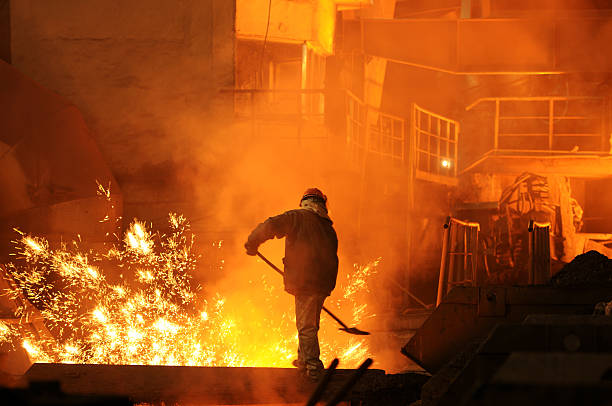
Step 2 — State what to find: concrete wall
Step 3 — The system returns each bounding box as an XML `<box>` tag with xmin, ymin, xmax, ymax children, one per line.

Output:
<box><xmin>236</xmin><ymin>0</ymin><xmax>313</xmax><ymax>43</ymax></box>
<box><xmin>10</xmin><ymin>0</ymin><xmax>235</xmax><ymax>224</ymax></box>
<box><xmin>0</xmin><ymin>0</ymin><xmax>8</xmax><ymax>63</ymax></box>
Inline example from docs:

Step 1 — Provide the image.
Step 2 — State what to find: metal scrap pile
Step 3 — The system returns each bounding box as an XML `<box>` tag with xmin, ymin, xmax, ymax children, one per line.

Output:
<box><xmin>550</xmin><ymin>250</ymin><xmax>612</xmax><ymax>287</ymax></box>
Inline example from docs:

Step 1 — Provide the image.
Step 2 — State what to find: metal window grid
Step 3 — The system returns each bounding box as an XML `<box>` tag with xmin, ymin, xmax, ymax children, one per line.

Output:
<box><xmin>346</xmin><ymin>90</ymin><xmax>405</xmax><ymax>167</ymax></box>
<box><xmin>414</xmin><ymin>104</ymin><xmax>459</xmax><ymax>181</ymax></box>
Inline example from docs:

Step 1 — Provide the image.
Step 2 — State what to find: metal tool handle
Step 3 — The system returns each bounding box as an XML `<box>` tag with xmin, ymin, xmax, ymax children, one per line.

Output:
<box><xmin>256</xmin><ymin>251</ymin><xmax>284</xmax><ymax>277</ymax></box>
<box><xmin>256</xmin><ymin>251</ymin><xmax>350</xmax><ymax>330</ymax></box>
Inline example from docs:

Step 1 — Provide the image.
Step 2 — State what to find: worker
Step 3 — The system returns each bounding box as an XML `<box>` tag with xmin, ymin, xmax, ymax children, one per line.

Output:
<box><xmin>244</xmin><ymin>188</ymin><xmax>339</xmax><ymax>381</ymax></box>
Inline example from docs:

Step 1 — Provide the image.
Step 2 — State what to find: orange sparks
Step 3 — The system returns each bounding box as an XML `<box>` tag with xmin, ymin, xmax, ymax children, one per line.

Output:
<box><xmin>2</xmin><ymin>215</ymin><xmax>378</xmax><ymax>368</ymax></box>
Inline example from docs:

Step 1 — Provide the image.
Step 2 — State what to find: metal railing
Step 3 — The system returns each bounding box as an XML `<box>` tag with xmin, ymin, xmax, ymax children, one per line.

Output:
<box><xmin>437</xmin><ymin>217</ymin><xmax>481</xmax><ymax>306</ymax></box>
<box><xmin>346</xmin><ymin>90</ymin><xmax>405</xmax><ymax>167</ymax></box>
<box><xmin>221</xmin><ymin>88</ymin><xmax>329</xmax><ymax>141</ymax></box>
<box><xmin>435</xmin><ymin>217</ymin><xmax>559</xmax><ymax>305</ymax></box>
<box><xmin>466</xmin><ymin>96</ymin><xmax>606</xmax><ymax>153</ymax></box>
<box><xmin>528</xmin><ymin>220</ymin><xmax>552</xmax><ymax>285</ymax></box>
<box><xmin>346</xmin><ymin>90</ymin><xmax>367</xmax><ymax>167</ymax></box>
<box><xmin>413</xmin><ymin>103</ymin><xmax>459</xmax><ymax>184</ymax></box>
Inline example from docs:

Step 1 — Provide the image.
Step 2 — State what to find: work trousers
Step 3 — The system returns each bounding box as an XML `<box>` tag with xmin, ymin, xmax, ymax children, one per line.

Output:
<box><xmin>295</xmin><ymin>293</ymin><xmax>326</xmax><ymax>371</ymax></box>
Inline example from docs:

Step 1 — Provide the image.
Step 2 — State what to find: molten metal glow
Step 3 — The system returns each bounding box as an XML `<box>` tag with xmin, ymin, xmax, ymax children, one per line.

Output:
<box><xmin>1</xmin><ymin>214</ymin><xmax>377</xmax><ymax>368</ymax></box>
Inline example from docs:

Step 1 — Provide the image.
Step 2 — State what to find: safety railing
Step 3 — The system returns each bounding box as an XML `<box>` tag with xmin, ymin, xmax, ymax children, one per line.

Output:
<box><xmin>346</xmin><ymin>93</ymin><xmax>460</xmax><ymax>188</ymax></box>
<box><xmin>528</xmin><ymin>220</ymin><xmax>552</xmax><ymax>285</ymax></box>
<box><xmin>220</xmin><ymin>88</ymin><xmax>329</xmax><ymax>141</ymax></box>
<box><xmin>466</xmin><ymin>96</ymin><xmax>606</xmax><ymax>153</ymax></box>
<box><xmin>346</xmin><ymin>90</ymin><xmax>368</xmax><ymax>167</ymax></box>
<box><xmin>412</xmin><ymin>103</ymin><xmax>459</xmax><ymax>185</ymax></box>
<box><xmin>437</xmin><ymin>217</ymin><xmax>481</xmax><ymax>306</ymax></box>
<box><xmin>346</xmin><ymin>90</ymin><xmax>405</xmax><ymax>167</ymax></box>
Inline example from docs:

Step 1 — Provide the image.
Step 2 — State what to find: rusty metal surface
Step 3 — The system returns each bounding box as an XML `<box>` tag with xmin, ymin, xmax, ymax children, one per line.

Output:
<box><xmin>401</xmin><ymin>286</ymin><xmax>612</xmax><ymax>373</ymax></box>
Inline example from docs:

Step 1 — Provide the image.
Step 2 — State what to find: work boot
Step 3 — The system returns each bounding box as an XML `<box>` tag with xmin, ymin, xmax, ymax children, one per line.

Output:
<box><xmin>292</xmin><ymin>359</ymin><xmax>306</xmax><ymax>370</ymax></box>
<box><xmin>305</xmin><ymin>367</ymin><xmax>324</xmax><ymax>382</ymax></box>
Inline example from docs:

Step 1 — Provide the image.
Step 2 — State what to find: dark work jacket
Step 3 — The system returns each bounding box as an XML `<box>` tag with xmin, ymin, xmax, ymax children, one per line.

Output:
<box><xmin>246</xmin><ymin>209</ymin><xmax>339</xmax><ymax>296</ymax></box>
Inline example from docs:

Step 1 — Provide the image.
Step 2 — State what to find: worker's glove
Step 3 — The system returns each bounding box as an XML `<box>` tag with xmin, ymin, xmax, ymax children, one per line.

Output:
<box><xmin>244</xmin><ymin>241</ymin><xmax>258</xmax><ymax>256</ymax></box>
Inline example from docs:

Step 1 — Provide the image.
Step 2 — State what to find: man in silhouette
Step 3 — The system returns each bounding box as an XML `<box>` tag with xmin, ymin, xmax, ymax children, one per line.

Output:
<box><xmin>245</xmin><ymin>188</ymin><xmax>339</xmax><ymax>380</ymax></box>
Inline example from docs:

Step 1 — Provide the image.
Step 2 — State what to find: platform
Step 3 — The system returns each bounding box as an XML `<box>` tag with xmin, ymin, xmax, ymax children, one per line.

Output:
<box><xmin>25</xmin><ymin>363</ymin><xmax>429</xmax><ymax>405</ymax></box>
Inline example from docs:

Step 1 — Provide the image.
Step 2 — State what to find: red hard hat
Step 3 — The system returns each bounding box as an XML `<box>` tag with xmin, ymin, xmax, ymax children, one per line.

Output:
<box><xmin>301</xmin><ymin>188</ymin><xmax>327</xmax><ymax>204</ymax></box>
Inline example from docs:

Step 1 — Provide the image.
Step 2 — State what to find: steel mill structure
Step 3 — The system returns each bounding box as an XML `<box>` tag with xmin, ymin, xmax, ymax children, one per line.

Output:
<box><xmin>3</xmin><ymin>1</ymin><xmax>612</xmax><ymax>405</ymax></box>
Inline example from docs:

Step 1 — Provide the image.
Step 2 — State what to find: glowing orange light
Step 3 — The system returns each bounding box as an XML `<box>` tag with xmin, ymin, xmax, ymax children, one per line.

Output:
<box><xmin>3</xmin><ymin>214</ymin><xmax>378</xmax><ymax>368</ymax></box>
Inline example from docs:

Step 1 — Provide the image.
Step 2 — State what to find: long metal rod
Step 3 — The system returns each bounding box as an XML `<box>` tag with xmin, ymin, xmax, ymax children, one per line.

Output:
<box><xmin>386</xmin><ymin>277</ymin><xmax>430</xmax><ymax>309</ymax></box>
<box><xmin>549</xmin><ymin>99</ymin><xmax>554</xmax><ymax>150</ymax></box>
<box><xmin>255</xmin><ymin>251</ymin><xmax>370</xmax><ymax>335</ymax></box>
<box><xmin>494</xmin><ymin>99</ymin><xmax>500</xmax><ymax>150</ymax></box>
<box><xmin>528</xmin><ymin>219</ymin><xmax>535</xmax><ymax>285</ymax></box>
<box><xmin>324</xmin><ymin>358</ymin><xmax>373</xmax><ymax>406</ymax></box>
<box><xmin>436</xmin><ymin>217</ymin><xmax>451</xmax><ymax>307</ymax></box>
<box><xmin>305</xmin><ymin>358</ymin><xmax>339</xmax><ymax>406</ymax></box>
<box><xmin>256</xmin><ymin>252</ymin><xmax>350</xmax><ymax>329</ymax></box>
<box><xmin>466</xmin><ymin>95</ymin><xmax>603</xmax><ymax>111</ymax></box>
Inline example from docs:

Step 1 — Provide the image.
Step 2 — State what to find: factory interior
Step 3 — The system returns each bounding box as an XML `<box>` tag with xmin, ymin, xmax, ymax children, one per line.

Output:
<box><xmin>3</xmin><ymin>0</ymin><xmax>612</xmax><ymax>405</ymax></box>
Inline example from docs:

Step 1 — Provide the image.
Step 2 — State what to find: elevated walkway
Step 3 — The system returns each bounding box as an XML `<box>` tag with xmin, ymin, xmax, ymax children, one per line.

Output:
<box><xmin>461</xmin><ymin>149</ymin><xmax>612</xmax><ymax>177</ymax></box>
<box><xmin>461</xmin><ymin>96</ymin><xmax>612</xmax><ymax>177</ymax></box>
